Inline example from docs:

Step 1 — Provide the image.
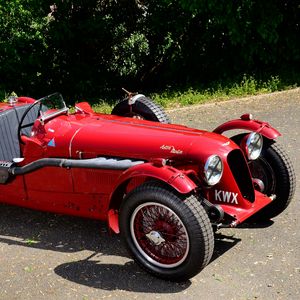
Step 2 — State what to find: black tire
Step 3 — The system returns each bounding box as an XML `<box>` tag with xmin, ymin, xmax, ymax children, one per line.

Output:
<box><xmin>119</xmin><ymin>182</ymin><xmax>214</xmax><ymax>281</ymax></box>
<box><xmin>111</xmin><ymin>96</ymin><xmax>170</xmax><ymax>123</ymax></box>
<box><xmin>231</xmin><ymin>134</ymin><xmax>296</xmax><ymax>220</ymax></box>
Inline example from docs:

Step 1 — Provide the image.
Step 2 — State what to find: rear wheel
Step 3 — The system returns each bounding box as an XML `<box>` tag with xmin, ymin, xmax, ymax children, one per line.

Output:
<box><xmin>111</xmin><ymin>96</ymin><xmax>170</xmax><ymax>123</ymax></box>
<box><xmin>232</xmin><ymin>135</ymin><xmax>296</xmax><ymax>220</ymax></box>
<box><xmin>119</xmin><ymin>182</ymin><xmax>214</xmax><ymax>281</ymax></box>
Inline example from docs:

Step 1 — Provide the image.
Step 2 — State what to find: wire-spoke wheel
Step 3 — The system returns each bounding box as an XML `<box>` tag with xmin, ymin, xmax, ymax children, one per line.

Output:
<box><xmin>231</xmin><ymin>135</ymin><xmax>296</xmax><ymax>221</ymax></box>
<box><xmin>130</xmin><ymin>202</ymin><xmax>190</xmax><ymax>268</ymax></box>
<box><xmin>120</xmin><ymin>182</ymin><xmax>214</xmax><ymax>281</ymax></box>
<box><xmin>249</xmin><ymin>141</ymin><xmax>295</xmax><ymax>220</ymax></box>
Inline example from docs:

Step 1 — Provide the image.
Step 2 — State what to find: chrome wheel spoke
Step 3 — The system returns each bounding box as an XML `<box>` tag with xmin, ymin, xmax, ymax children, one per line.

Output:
<box><xmin>130</xmin><ymin>202</ymin><xmax>189</xmax><ymax>268</ymax></box>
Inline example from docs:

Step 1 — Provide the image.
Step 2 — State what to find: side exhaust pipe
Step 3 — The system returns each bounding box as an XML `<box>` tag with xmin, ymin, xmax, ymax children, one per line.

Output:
<box><xmin>9</xmin><ymin>157</ymin><xmax>144</xmax><ymax>176</ymax></box>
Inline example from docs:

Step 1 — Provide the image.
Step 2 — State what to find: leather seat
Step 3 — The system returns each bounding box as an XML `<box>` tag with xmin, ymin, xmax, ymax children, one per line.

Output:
<box><xmin>0</xmin><ymin>105</ymin><xmax>40</xmax><ymax>161</ymax></box>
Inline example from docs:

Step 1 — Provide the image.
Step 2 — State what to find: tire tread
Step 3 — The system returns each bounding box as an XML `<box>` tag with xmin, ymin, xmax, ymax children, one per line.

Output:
<box><xmin>111</xmin><ymin>96</ymin><xmax>170</xmax><ymax>124</ymax></box>
<box><xmin>268</xmin><ymin>142</ymin><xmax>296</xmax><ymax>212</ymax></box>
<box><xmin>120</xmin><ymin>181</ymin><xmax>214</xmax><ymax>281</ymax></box>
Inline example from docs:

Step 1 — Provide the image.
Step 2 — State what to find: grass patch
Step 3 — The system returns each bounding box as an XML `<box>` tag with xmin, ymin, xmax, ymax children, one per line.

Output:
<box><xmin>1</xmin><ymin>74</ymin><xmax>298</xmax><ymax>113</ymax></box>
<box><xmin>0</xmin><ymin>90</ymin><xmax>18</xmax><ymax>102</ymax></box>
<box><xmin>92</xmin><ymin>101</ymin><xmax>115</xmax><ymax>114</ymax></box>
<box><xmin>150</xmin><ymin>74</ymin><xmax>293</xmax><ymax>109</ymax></box>
<box><xmin>91</xmin><ymin>74</ymin><xmax>297</xmax><ymax>113</ymax></box>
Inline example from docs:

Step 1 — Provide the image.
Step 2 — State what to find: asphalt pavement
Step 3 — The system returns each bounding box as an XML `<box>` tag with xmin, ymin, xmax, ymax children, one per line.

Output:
<box><xmin>0</xmin><ymin>89</ymin><xmax>299</xmax><ymax>299</ymax></box>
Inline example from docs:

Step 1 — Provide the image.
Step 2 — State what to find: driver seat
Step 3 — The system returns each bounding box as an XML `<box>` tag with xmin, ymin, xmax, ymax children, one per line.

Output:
<box><xmin>0</xmin><ymin>105</ymin><xmax>39</xmax><ymax>161</ymax></box>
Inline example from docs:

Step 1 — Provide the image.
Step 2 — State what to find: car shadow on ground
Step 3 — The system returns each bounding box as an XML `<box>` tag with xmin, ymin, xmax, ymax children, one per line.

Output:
<box><xmin>0</xmin><ymin>204</ymin><xmax>241</xmax><ymax>292</ymax></box>
<box><xmin>54</xmin><ymin>254</ymin><xmax>190</xmax><ymax>292</ymax></box>
<box><xmin>212</xmin><ymin>232</ymin><xmax>241</xmax><ymax>262</ymax></box>
<box><xmin>237</xmin><ymin>220</ymin><xmax>274</xmax><ymax>228</ymax></box>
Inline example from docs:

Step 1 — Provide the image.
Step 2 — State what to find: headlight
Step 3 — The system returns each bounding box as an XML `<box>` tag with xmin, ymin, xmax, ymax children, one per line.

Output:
<box><xmin>204</xmin><ymin>155</ymin><xmax>223</xmax><ymax>186</ymax></box>
<box><xmin>245</xmin><ymin>132</ymin><xmax>263</xmax><ymax>160</ymax></box>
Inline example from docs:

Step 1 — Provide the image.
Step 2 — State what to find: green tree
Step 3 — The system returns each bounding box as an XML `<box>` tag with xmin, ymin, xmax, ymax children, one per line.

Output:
<box><xmin>0</xmin><ymin>0</ymin><xmax>51</xmax><ymax>94</ymax></box>
<box><xmin>0</xmin><ymin>0</ymin><xmax>299</xmax><ymax>101</ymax></box>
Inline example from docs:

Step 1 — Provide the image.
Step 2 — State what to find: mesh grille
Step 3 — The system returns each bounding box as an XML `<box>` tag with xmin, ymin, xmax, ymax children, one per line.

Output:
<box><xmin>227</xmin><ymin>149</ymin><xmax>255</xmax><ymax>202</ymax></box>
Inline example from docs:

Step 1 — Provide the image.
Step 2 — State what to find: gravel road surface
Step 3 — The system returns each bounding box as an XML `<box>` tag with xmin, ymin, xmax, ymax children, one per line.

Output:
<box><xmin>0</xmin><ymin>89</ymin><xmax>299</xmax><ymax>299</ymax></box>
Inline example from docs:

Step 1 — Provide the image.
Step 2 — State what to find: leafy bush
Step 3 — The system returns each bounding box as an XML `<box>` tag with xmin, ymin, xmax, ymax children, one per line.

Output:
<box><xmin>0</xmin><ymin>0</ymin><xmax>50</xmax><ymax>94</ymax></box>
<box><xmin>0</xmin><ymin>0</ymin><xmax>299</xmax><ymax>103</ymax></box>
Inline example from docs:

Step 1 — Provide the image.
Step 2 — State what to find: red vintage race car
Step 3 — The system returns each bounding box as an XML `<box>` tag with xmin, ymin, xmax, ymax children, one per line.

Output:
<box><xmin>0</xmin><ymin>92</ymin><xmax>296</xmax><ymax>281</ymax></box>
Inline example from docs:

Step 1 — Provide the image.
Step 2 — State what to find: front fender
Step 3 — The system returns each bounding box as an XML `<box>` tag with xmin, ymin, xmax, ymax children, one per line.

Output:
<box><xmin>113</xmin><ymin>162</ymin><xmax>197</xmax><ymax>196</ymax></box>
<box><xmin>213</xmin><ymin>116</ymin><xmax>281</xmax><ymax>140</ymax></box>
<box><xmin>108</xmin><ymin>163</ymin><xmax>197</xmax><ymax>233</ymax></box>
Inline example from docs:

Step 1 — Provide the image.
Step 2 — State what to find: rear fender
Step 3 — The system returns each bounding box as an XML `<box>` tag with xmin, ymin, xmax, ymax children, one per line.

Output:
<box><xmin>108</xmin><ymin>163</ymin><xmax>197</xmax><ymax>233</ymax></box>
<box><xmin>17</xmin><ymin>96</ymin><xmax>36</xmax><ymax>104</ymax></box>
<box><xmin>213</xmin><ymin>115</ymin><xmax>281</xmax><ymax>140</ymax></box>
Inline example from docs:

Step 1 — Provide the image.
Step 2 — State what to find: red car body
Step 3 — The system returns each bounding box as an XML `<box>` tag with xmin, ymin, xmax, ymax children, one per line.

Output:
<box><xmin>0</xmin><ymin>93</ymin><xmax>294</xmax><ymax>281</ymax></box>
<box><xmin>0</xmin><ymin>95</ymin><xmax>279</xmax><ymax>230</ymax></box>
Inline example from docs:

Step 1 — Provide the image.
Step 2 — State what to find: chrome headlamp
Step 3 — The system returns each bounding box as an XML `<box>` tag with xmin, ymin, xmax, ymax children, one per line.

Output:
<box><xmin>245</xmin><ymin>132</ymin><xmax>263</xmax><ymax>160</ymax></box>
<box><xmin>204</xmin><ymin>155</ymin><xmax>223</xmax><ymax>186</ymax></box>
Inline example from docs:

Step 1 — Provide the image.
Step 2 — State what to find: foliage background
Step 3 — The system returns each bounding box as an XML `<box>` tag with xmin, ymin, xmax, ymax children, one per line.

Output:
<box><xmin>0</xmin><ymin>0</ymin><xmax>299</xmax><ymax>104</ymax></box>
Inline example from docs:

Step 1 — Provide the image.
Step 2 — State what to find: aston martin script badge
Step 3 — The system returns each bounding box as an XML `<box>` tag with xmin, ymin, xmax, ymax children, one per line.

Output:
<box><xmin>160</xmin><ymin>145</ymin><xmax>183</xmax><ymax>154</ymax></box>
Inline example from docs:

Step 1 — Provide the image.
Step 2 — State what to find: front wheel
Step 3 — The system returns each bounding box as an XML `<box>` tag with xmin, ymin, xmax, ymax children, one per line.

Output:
<box><xmin>232</xmin><ymin>135</ymin><xmax>296</xmax><ymax>221</ymax></box>
<box><xmin>119</xmin><ymin>182</ymin><xmax>214</xmax><ymax>281</ymax></box>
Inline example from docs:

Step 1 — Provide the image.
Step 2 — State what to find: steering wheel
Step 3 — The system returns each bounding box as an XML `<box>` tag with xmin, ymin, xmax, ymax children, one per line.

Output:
<box><xmin>17</xmin><ymin>101</ymin><xmax>42</xmax><ymax>144</ymax></box>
